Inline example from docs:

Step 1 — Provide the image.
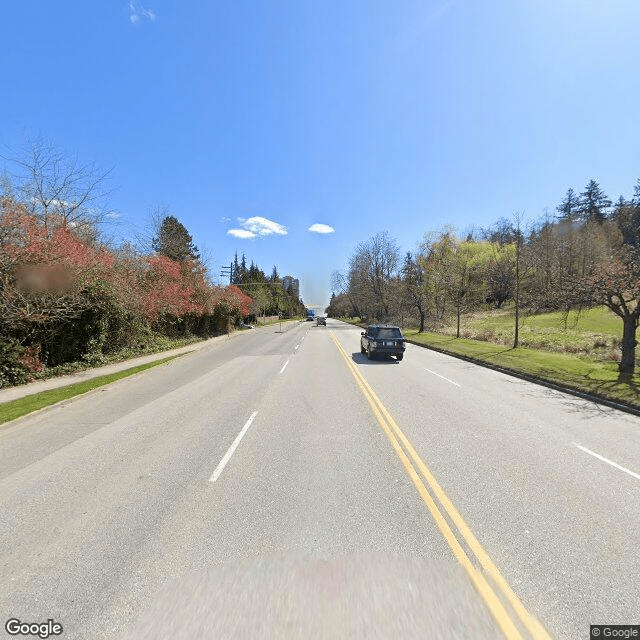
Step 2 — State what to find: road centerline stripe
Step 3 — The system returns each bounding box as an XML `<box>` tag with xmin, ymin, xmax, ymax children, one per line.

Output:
<box><xmin>209</xmin><ymin>411</ymin><xmax>258</xmax><ymax>483</ymax></box>
<box><xmin>424</xmin><ymin>367</ymin><xmax>461</xmax><ymax>387</ymax></box>
<box><xmin>279</xmin><ymin>359</ymin><xmax>290</xmax><ymax>374</ymax></box>
<box><xmin>574</xmin><ymin>443</ymin><xmax>640</xmax><ymax>482</ymax></box>
<box><xmin>329</xmin><ymin>331</ymin><xmax>552</xmax><ymax>640</ymax></box>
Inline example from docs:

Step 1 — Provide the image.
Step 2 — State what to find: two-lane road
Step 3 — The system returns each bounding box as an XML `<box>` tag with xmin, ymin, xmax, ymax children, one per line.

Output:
<box><xmin>1</xmin><ymin>319</ymin><xmax>638</xmax><ymax>639</ymax></box>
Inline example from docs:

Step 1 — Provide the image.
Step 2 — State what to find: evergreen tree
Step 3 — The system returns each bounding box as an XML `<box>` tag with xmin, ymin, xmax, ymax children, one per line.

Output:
<box><xmin>232</xmin><ymin>252</ymin><xmax>240</xmax><ymax>284</ymax></box>
<box><xmin>152</xmin><ymin>216</ymin><xmax>199</xmax><ymax>262</ymax></box>
<box><xmin>556</xmin><ymin>188</ymin><xmax>580</xmax><ymax>222</ymax></box>
<box><xmin>238</xmin><ymin>253</ymin><xmax>248</xmax><ymax>283</ymax></box>
<box><xmin>613</xmin><ymin>182</ymin><xmax>640</xmax><ymax>247</ymax></box>
<box><xmin>577</xmin><ymin>179</ymin><xmax>611</xmax><ymax>224</ymax></box>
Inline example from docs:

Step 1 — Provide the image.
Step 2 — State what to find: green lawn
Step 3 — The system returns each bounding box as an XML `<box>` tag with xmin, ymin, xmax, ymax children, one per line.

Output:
<box><xmin>0</xmin><ymin>355</ymin><xmax>183</xmax><ymax>425</ymax></box>
<box><xmin>404</xmin><ymin>330</ymin><xmax>639</xmax><ymax>409</ymax></box>
<box><xmin>339</xmin><ymin>311</ymin><xmax>639</xmax><ymax>410</ymax></box>
<box><xmin>442</xmin><ymin>305</ymin><xmax>624</xmax><ymax>356</ymax></box>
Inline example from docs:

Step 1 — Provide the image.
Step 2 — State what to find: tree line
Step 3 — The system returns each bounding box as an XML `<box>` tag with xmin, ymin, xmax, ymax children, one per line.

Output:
<box><xmin>229</xmin><ymin>252</ymin><xmax>305</xmax><ymax>322</ymax></box>
<box><xmin>328</xmin><ymin>178</ymin><xmax>640</xmax><ymax>380</ymax></box>
<box><xmin>0</xmin><ymin>141</ymin><xmax>295</xmax><ymax>386</ymax></box>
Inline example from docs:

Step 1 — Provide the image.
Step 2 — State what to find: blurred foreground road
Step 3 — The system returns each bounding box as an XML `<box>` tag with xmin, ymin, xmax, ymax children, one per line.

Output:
<box><xmin>1</xmin><ymin>319</ymin><xmax>639</xmax><ymax>639</ymax></box>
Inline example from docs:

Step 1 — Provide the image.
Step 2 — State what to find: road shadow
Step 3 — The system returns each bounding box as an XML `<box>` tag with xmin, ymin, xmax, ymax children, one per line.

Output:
<box><xmin>351</xmin><ymin>352</ymin><xmax>400</xmax><ymax>365</ymax></box>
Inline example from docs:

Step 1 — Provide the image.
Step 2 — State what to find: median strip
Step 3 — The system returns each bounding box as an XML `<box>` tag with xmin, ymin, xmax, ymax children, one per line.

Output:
<box><xmin>330</xmin><ymin>331</ymin><xmax>552</xmax><ymax>640</ymax></box>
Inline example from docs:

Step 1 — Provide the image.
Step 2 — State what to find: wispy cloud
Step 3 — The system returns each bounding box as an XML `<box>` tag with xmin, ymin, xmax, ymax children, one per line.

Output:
<box><xmin>227</xmin><ymin>216</ymin><xmax>287</xmax><ymax>240</ymax></box>
<box><xmin>129</xmin><ymin>1</ymin><xmax>156</xmax><ymax>24</ymax></box>
<box><xmin>308</xmin><ymin>223</ymin><xmax>335</xmax><ymax>234</ymax></box>
<box><xmin>227</xmin><ymin>229</ymin><xmax>256</xmax><ymax>240</ymax></box>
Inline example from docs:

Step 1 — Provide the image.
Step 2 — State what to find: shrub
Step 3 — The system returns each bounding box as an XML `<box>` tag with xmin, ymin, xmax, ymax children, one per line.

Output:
<box><xmin>0</xmin><ymin>338</ymin><xmax>30</xmax><ymax>387</ymax></box>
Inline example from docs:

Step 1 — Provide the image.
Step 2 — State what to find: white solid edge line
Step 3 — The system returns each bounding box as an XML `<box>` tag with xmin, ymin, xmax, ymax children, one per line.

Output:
<box><xmin>424</xmin><ymin>367</ymin><xmax>461</xmax><ymax>387</ymax></box>
<box><xmin>210</xmin><ymin>411</ymin><xmax>259</xmax><ymax>483</ymax></box>
<box><xmin>279</xmin><ymin>359</ymin><xmax>290</xmax><ymax>374</ymax></box>
<box><xmin>574</xmin><ymin>443</ymin><xmax>640</xmax><ymax>482</ymax></box>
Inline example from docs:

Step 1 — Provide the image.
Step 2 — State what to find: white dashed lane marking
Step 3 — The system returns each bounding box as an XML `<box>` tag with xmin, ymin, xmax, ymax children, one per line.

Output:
<box><xmin>574</xmin><ymin>443</ymin><xmax>640</xmax><ymax>482</ymax></box>
<box><xmin>210</xmin><ymin>411</ymin><xmax>259</xmax><ymax>483</ymax></box>
<box><xmin>424</xmin><ymin>367</ymin><xmax>460</xmax><ymax>387</ymax></box>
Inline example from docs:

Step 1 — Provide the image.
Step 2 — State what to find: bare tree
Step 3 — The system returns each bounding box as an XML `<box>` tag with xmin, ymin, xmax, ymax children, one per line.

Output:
<box><xmin>558</xmin><ymin>221</ymin><xmax>640</xmax><ymax>380</ymax></box>
<box><xmin>347</xmin><ymin>232</ymin><xmax>400</xmax><ymax>322</ymax></box>
<box><xmin>401</xmin><ymin>252</ymin><xmax>428</xmax><ymax>331</ymax></box>
<box><xmin>1</xmin><ymin>137</ymin><xmax>115</xmax><ymax>236</ymax></box>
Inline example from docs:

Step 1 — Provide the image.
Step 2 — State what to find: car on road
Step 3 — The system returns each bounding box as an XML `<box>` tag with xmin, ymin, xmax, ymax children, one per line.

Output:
<box><xmin>360</xmin><ymin>325</ymin><xmax>406</xmax><ymax>361</ymax></box>
<box><xmin>316</xmin><ymin>316</ymin><xmax>326</xmax><ymax>326</ymax></box>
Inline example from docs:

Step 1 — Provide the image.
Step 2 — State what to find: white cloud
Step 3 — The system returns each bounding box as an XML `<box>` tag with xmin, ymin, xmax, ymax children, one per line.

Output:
<box><xmin>242</xmin><ymin>216</ymin><xmax>287</xmax><ymax>236</ymax></box>
<box><xmin>227</xmin><ymin>215</ymin><xmax>287</xmax><ymax>240</ymax></box>
<box><xmin>129</xmin><ymin>1</ymin><xmax>156</xmax><ymax>24</ymax></box>
<box><xmin>308</xmin><ymin>223</ymin><xmax>335</xmax><ymax>234</ymax></box>
<box><xmin>227</xmin><ymin>216</ymin><xmax>287</xmax><ymax>240</ymax></box>
<box><xmin>227</xmin><ymin>229</ymin><xmax>256</xmax><ymax>239</ymax></box>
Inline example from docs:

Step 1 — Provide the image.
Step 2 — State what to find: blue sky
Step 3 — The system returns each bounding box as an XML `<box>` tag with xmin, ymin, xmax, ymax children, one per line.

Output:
<box><xmin>2</xmin><ymin>1</ymin><xmax>639</xmax><ymax>309</ymax></box>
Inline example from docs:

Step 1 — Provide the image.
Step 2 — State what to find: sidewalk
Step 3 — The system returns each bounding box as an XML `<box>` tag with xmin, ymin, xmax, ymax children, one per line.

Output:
<box><xmin>0</xmin><ymin>319</ymin><xmax>302</xmax><ymax>404</ymax></box>
<box><xmin>0</xmin><ymin>335</ymin><xmax>218</xmax><ymax>405</ymax></box>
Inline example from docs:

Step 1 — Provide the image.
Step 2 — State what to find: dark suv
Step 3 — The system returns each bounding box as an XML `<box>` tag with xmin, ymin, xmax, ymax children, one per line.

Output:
<box><xmin>360</xmin><ymin>325</ymin><xmax>406</xmax><ymax>361</ymax></box>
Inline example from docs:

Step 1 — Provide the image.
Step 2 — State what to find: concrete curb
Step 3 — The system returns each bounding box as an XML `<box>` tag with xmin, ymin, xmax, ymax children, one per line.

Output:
<box><xmin>0</xmin><ymin>320</ymin><xmax>302</xmax><ymax>405</ymax></box>
<box><xmin>337</xmin><ymin>320</ymin><xmax>640</xmax><ymax>418</ymax></box>
<box><xmin>403</xmin><ymin>338</ymin><xmax>640</xmax><ymax>418</ymax></box>
<box><xmin>0</xmin><ymin>356</ymin><xmax>183</xmax><ymax>432</ymax></box>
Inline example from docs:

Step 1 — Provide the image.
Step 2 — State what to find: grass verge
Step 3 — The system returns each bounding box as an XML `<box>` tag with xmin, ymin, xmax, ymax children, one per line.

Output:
<box><xmin>254</xmin><ymin>316</ymin><xmax>304</xmax><ymax>327</ymax></box>
<box><xmin>30</xmin><ymin>335</ymin><xmax>204</xmax><ymax>382</ymax></box>
<box><xmin>404</xmin><ymin>330</ymin><xmax>640</xmax><ymax>410</ymax></box>
<box><xmin>437</xmin><ymin>306</ymin><xmax>625</xmax><ymax>357</ymax></box>
<box><xmin>0</xmin><ymin>355</ymin><xmax>182</xmax><ymax>426</ymax></box>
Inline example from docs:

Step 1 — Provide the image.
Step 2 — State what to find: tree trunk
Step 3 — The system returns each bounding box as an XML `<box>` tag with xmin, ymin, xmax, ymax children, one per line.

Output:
<box><xmin>419</xmin><ymin>309</ymin><xmax>425</xmax><ymax>333</ymax></box>
<box><xmin>456</xmin><ymin>300</ymin><xmax>461</xmax><ymax>338</ymax></box>
<box><xmin>618</xmin><ymin>314</ymin><xmax>638</xmax><ymax>381</ymax></box>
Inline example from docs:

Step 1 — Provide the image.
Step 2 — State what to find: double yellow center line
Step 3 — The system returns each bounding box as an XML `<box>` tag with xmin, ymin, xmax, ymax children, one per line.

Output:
<box><xmin>330</xmin><ymin>331</ymin><xmax>552</xmax><ymax>640</ymax></box>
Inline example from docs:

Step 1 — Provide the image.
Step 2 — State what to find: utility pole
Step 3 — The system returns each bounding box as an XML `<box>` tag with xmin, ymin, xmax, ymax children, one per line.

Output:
<box><xmin>220</xmin><ymin>262</ymin><xmax>233</xmax><ymax>285</ymax></box>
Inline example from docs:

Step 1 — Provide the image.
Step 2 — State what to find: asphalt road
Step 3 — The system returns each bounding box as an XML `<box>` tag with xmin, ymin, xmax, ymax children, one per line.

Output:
<box><xmin>1</xmin><ymin>319</ymin><xmax>639</xmax><ymax>640</ymax></box>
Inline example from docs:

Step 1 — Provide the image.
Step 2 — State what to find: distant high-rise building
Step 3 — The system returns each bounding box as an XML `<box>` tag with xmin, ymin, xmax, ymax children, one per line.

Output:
<box><xmin>282</xmin><ymin>275</ymin><xmax>299</xmax><ymax>299</ymax></box>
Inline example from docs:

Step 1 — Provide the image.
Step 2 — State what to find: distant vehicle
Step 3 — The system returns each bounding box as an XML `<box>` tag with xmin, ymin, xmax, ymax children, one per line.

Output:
<box><xmin>360</xmin><ymin>325</ymin><xmax>406</xmax><ymax>361</ymax></box>
<box><xmin>306</xmin><ymin>309</ymin><xmax>315</xmax><ymax>321</ymax></box>
<box><xmin>316</xmin><ymin>316</ymin><xmax>326</xmax><ymax>326</ymax></box>
<box><xmin>239</xmin><ymin>322</ymin><xmax>254</xmax><ymax>329</ymax></box>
